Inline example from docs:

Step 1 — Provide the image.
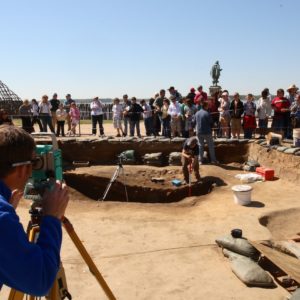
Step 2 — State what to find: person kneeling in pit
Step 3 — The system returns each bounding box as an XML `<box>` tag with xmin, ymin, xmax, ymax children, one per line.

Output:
<box><xmin>181</xmin><ymin>137</ymin><xmax>201</xmax><ymax>184</ymax></box>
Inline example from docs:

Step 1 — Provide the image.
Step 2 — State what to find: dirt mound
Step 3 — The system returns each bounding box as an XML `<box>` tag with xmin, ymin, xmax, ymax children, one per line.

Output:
<box><xmin>259</xmin><ymin>208</ymin><xmax>300</xmax><ymax>240</ymax></box>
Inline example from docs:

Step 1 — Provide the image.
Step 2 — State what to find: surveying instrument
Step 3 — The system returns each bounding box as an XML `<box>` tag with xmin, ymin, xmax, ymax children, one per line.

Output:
<box><xmin>8</xmin><ymin>133</ymin><xmax>116</xmax><ymax>300</ymax></box>
<box><xmin>100</xmin><ymin>153</ymin><xmax>129</xmax><ymax>202</ymax></box>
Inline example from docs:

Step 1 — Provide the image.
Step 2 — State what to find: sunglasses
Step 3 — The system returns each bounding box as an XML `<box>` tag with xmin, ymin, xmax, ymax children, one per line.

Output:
<box><xmin>11</xmin><ymin>157</ymin><xmax>43</xmax><ymax>170</ymax></box>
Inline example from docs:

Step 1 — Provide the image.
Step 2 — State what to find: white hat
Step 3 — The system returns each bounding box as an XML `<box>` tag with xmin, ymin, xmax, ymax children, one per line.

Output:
<box><xmin>287</xmin><ymin>84</ymin><xmax>298</xmax><ymax>91</ymax></box>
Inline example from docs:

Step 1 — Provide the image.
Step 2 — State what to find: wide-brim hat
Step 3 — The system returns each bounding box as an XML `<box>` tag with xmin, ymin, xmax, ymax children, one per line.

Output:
<box><xmin>287</xmin><ymin>84</ymin><xmax>298</xmax><ymax>91</ymax></box>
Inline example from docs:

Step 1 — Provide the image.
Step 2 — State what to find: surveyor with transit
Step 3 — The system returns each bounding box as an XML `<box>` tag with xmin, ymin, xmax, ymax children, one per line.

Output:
<box><xmin>181</xmin><ymin>136</ymin><xmax>201</xmax><ymax>184</ymax></box>
<box><xmin>0</xmin><ymin>125</ymin><xmax>69</xmax><ymax>296</ymax></box>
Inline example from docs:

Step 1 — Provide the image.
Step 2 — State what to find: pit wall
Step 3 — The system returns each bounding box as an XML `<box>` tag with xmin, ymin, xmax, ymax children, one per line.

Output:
<box><xmin>248</xmin><ymin>142</ymin><xmax>300</xmax><ymax>182</ymax></box>
<box><xmin>58</xmin><ymin>137</ymin><xmax>249</xmax><ymax>165</ymax></box>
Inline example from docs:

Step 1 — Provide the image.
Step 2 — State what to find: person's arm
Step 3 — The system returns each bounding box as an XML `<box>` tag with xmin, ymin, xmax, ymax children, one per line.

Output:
<box><xmin>0</xmin><ymin>206</ymin><xmax>61</xmax><ymax>296</ymax></box>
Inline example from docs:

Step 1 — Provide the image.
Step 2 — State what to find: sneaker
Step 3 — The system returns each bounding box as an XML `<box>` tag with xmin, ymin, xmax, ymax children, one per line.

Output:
<box><xmin>211</xmin><ymin>160</ymin><xmax>219</xmax><ymax>165</ymax></box>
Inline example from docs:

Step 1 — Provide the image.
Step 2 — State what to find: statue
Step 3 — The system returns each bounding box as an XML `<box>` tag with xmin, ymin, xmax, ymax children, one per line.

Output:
<box><xmin>210</xmin><ymin>61</ymin><xmax>222</xmax><ymax>86</ymax></box>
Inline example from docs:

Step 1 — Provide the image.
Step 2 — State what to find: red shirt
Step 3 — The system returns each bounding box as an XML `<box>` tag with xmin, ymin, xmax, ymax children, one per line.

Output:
<box><xmin>271</xmin><ymin>96</ymin><xmax>290</xmax><ymax>114</ymax></box>
<box><xmin>194</xmin><ymin>91</ymin><xmax>208</xmax><ymax>105</ymax></box>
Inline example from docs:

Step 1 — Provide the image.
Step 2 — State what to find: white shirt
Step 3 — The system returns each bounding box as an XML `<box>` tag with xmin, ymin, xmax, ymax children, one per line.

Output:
<box><xmin>39</xmin><ymin>102</ymin><xmax>52</xmax><ymax>114</ymax></box>
<box><xmin>168</xmin><ymin>101</ymin><xmax>181</xmax><ymax>118</ymax></box>
<box><xmin>90</xmin><ymin>100</ymin><xmax>103</xmax><ymax>116</ymax></box>
<box><xmin>142</xmin><ymin>103</ymin><xmax>152</xmax><ymax>119</ymax></box>
<box><xmin>257</xmin><ymin>97</ymin><xmax>272</xmax><ymax>119</ymax></box>
<box><xmin>112</xmin><ymin>104</ymin><xmax>123</xmax><ymax>119</ymax></box>
<box><xmin>31</xmin><ymin>103</ymin><xmax>39</xmax><ymax>116</ymax></box>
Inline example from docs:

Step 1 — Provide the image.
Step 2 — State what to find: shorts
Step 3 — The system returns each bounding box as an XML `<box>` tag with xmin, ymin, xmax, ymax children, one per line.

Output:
<box><xmin>220</xmin><ymin>115</ymin><xmax>230</xmax><ymax>126</ymax></box>
<box><xmin>71</xmin><ymin>119</ymin><xmax>79</xmax><ymax>126</ymax></box>
<box><xmin>230</xmin><ymin>118</ymin><xmax>241</xmax><ymax>131</ymax></box>
<box><xmin>113</xmin><ymin>117</ymin><xmax>122</xmax><ymax>129</ymax></box>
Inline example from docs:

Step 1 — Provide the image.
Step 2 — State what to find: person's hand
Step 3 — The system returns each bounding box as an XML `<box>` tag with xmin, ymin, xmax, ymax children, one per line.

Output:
<box><xmin>9</xmin><ymin>189</ymin><xmax>23</xmax><ymax>210</ymax></box>
<box><xmin>42</xmin><ymin>181</ymin><xmax>69</xmax><ymax>220</ymax></box>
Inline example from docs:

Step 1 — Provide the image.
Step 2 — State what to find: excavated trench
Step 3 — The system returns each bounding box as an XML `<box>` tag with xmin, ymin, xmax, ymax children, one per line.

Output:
<box><xmin>63</xmin><ymin>166</ymin><xmax>226</xmax><ymax>203</ymax></box>
<box><xmin>37</xmin><ymin>136</ymin><xmax>300</xmax><ymax>203</ymax></box>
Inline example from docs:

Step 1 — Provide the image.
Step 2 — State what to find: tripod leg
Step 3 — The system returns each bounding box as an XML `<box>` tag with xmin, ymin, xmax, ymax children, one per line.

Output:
<box><xmin>8</xmin><ymin>290</ymin><xmax>24</xmax><ymax>300</ymax></box>
<box><xmin>100</xmin><ymin>167</ymin><xmax>120</xmax><ymax>201</ymax></box>
<box><xmin>120</xmin><ymin>167</ymin><xmax>129</xmax><ymax>202</ymax></box>
<box><xmin>62</xmin><ymin>217</ymin><xmax>116</xmax><ymax>300</ymax></box>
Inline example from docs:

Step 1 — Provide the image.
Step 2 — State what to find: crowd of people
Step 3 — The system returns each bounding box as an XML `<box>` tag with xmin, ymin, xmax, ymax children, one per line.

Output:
<box><xmin>0</xmin><ymin>84</ymin><xmax>300</xmax><ymax>139</ymax></box>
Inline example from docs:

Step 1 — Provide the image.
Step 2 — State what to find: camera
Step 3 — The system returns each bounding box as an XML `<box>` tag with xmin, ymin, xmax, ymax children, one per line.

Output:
<box><xmin>24</xmin><ymin>133</ymin><xmax>63</xmax><ymax>202</ymax></box>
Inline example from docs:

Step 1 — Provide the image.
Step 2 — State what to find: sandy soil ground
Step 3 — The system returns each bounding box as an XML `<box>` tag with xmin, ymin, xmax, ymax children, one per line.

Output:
<box><xmin>33</xmin><ymin>121</ymin><xmax>147</xmax><ymax>137</ymax></box>
<box><xmin>2</xmin><ymin>165</ymin><xmax>300</xmax><ymax>299</ymax></box>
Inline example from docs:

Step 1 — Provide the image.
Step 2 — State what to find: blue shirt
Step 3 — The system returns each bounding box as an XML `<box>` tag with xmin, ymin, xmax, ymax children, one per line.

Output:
<box><xmin>195</xmin><ymin>109</ymin><xmax>212</xmax><ymax>135</ymax></box>
<box><xmin>0</xmin><ymin>180</ymin><xmax>62</xmax><ymax>296</ymax></box>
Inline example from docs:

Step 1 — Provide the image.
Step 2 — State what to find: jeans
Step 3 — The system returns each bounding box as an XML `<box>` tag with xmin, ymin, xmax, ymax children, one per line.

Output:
<box><xmin>92</xmin><ymin>115</ymin><xmax>104</xmax><ymax>135</ymax></box>
<box><xmin>40</xmin><ymin>114</ymin><xmax>55</xmax><ymax>133</ymax></box>
<box><xmin>124</xmin><ymin>117</ymin><xmax>130</xmax><ymax>135</ymax></box>
<box><xmin>32</xmin><ymin>116</ymin><xmax>43</xmax><ymax>131</ymax></box>
<box><xmin>130</xmin><ymin>119</ymin><xmax>141</xmax><ymax>136</ymax></box>
<box><xmin>197</xmin><ymin>134</ymin><xmax>217</xmax><ymax>162</ymax></box>
<box><xmin>144</xmin><ymin>117</ymin><xmax>154</xmax><ymax>136</ymax></box>
<box><xmin>244</xmin><ymin>128</ymin><xmax>254</xmax><ymax>139</ymax></box>
<box><xmin>162</xmin><ymin>118</ymin><xmax>171</xmax><ymax>138</ymax></box>
<box><xmin>56</xmin><ymin>121</ymin><xmax>65</xmax><ymax>136</ymax></box>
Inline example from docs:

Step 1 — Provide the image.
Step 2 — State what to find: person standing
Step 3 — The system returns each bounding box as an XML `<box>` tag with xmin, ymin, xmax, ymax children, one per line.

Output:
<box><xmin>19</xmin><ymin>100</ymin><xmax>33</xmax><ymax>133</ymax></box>
<box><xmin>290</xmin><ymin>93</ymin><xmax>300</xmax><ymax>128</ymax></box>
<box><xmin>39</xmin><ymin>95</ymin><xmax>55</xmax><ymax>133</ymax></box>
<box><xmin>90</xmin><ymin>97</ymin><xmax>104</xmax><ymax>136</ymax></box>
<box><xmin>195</xmin><ymin>101</ymin><xmax>218</xmax><ymax>164</ymax></box>
<box><xmin>168</xmin><ymin>86</ymin><xmax>182</xmax><ymax>102</ymax></box>
<box><xmin>127</xmin><ymin>97</ymin><xmax>143</xmax><ymax>137</ymax></box>
<box><xmin>286</xmin><ymin>84</ymin><xmax>298</xmax><ymax>138</ymax></box>
<box><xmin>64</xmin><ymin>94</ymin><xmax>75</xmax><ymax>131</ymax></box>
<box><xmin>183</xmin><ymin>98</ymin><xmax>197</xmax><ymax>137</ymax></box>
<box><xmin>186</xmin><ymin>88</ymin><xmax>196</xmax><ymax>102</ymax></box>
<box><xmin>112</xmin><ymin>98</ymin><xmax>124</xmax><ymax>137</ymax></box>
<box><xmin>161</xmin><ymin>98</ymin><xmax>171</xmax><ymax>138</ymax></box>
<box><xmin>56</xmin><ymin>103</ymin><xmax>67</xmax><ymax>137</ymax></box>
<box><xmin>153</xmin><ymin>89</ymin><xmax>166</xmax><ymax>135</ymax></box>
<box><xmin>0</xmin><ymin>125</ymin><xmax>69</xmax><ymax>296</ymax></box>
<box><xmin>243</xmin><ymin>93</ymin><xmax>257</xmax><ymax>139</ymax></box>
<box><xmin>121</xmin><ymin>94</ymin><xmax>131</xmax><ymax>136</ymax></box>
<box><xmin>31</xmin><ymin>99</ymin><xmax>43</xmax><ymax>132</ymax></box>
<box><xmin>49</xmin><ymin>93</ymin><xmax>60</xmax><ymax>131</ymax></box>
<box><xmin>181</xmin><ymin>137</ymin><xmax>201</xmax><ymax>184</ymax></box>
<box><xmin>168</xmin><ymin>95</ymin><xmax>182</xmax><ymax>137</ymax></box>
<box><xmin>68</xmin><ymin>102</ymin><xmax>80</xmax><ymax>136</ymax></box>
<box><xmin>271</xmin><ymin>89</ymin><xmax>290</xmax><ymax>138</ymax></box>
<box><xmin>257</xmin><ymin>89</ymin><xmax>272</xmax><ymax>138</ymax></box>
<box><xmin>141</xmin><ymin>99</ymin><xmax>153</xmax><ymax>136</ymax></box>
<box><xmin>229</xmin><ymin>93</ymin><xmax>244</xmax><ymax>139</ymax></box>
<box><xmin>218</xmin><ymin>92</ymin><xmax>231</xmax><ymax>138</ymax></box>
<box><xmin>194</xmin><ymin>85</ymin><xmax>208</xmax><ymax>109</ymax></box>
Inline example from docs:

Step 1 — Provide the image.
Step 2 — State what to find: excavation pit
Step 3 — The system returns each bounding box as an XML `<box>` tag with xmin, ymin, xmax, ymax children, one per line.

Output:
<box><xmin>64</xmin><ymin>165</ymin><xmax>226</xmax><ymax>203</ymax></box>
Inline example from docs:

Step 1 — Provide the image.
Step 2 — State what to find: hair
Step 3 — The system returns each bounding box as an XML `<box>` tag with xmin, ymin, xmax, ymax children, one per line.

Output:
<box><xmin>202</xmin><ymin>101</ymin><xmax>209</xmax><ymax>109</ymax></box>
<box><xmin>187</xmin><ymin>136</ymin><xmax>198</xmax><ymax>146</ymax></box>
<box><xmin>261</xmin><ymin>89</ymin><xmax>268</xmax><ymax>98</ymax></box>
<box><xmin>0</xmin><ymin>125</ymin><xmax>35</xmax><ymax>178</ymax></box>
<box><xmin>277</xmin><ymin>88</ymin><xmax>284</xmax><ymax>95</ymax></box>
<box><xmin>163</xmin><ymin>98</ymin><xmax>170</xmax><ymax>105</ymax></box>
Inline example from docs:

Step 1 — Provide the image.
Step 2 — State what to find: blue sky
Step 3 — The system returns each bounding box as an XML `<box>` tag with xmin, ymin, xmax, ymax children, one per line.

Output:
<box><xmin>1</xmin><ymin>0</ymin><xmax>299</xmax><ymax>99</ymax></box>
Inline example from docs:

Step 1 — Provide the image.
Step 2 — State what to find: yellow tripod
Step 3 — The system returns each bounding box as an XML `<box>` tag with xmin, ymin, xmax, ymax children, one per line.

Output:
<box><xmin>8</xmin><ymin>210</ymin><xmax>116</xmax><ymax>300</ymax></box>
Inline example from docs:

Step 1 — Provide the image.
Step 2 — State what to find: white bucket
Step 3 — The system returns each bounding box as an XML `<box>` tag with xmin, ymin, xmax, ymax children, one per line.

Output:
<box><xmin>293</xmin><ymin>129</ymin><xmax>300</xmax><ymax>147</ymax></box>
<box><xmin>232</xmin><ymin>185</ymin><xmax>253</xmax><ymax>205</ymax></box>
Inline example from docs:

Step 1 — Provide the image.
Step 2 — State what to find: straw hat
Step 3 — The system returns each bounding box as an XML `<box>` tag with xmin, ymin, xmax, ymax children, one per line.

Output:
<box><xmin>287</xmin><ymin>84</ymin><xmax>298</xmax><ymax>91</ymax></box>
